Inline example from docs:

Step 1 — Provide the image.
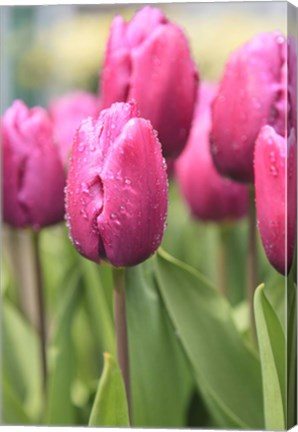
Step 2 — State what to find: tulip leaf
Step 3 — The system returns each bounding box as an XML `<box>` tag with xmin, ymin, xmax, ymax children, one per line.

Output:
<box><xmin>254</xmin><ymin>284</ymin><xmax>286</xmax><ymax>429</ymax></box>
<box><xmin>2</xmin><ymin>298</ymin><xmax>42</xmax><ymax>421</ymax></box>
<box><xmin>286</xmin><ymin>275</ymin><xmax>296</xmax><ymax>428</ymax></box>
<box><xmin>45</xmin><ymin>270</ymin><xmax>82</xmax><ymax>425</ymax></box>
<box><xmin>155</xmin><ymin>248</ymin><xmax>264</xmax><ymax>429</ymax></box>
<box><xmin>2</xmin><ymin>372</ymin><xmax>31</xmax><ymax>424</ymax></box>
<box><xmin>126</xmin><ymin>261</ymin><xmax>193</xmax><ymax>427</ymax></box>
<box><xmin>88</xmin><ymin>353</ymin><xmax>129</xmax><ymax>427</ymax></box>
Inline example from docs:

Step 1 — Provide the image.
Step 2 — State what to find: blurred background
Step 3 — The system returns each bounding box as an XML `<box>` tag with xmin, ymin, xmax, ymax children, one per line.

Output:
<box><xmin>0</xmin><ymin>2</ymin><xmax>286</xmax><ymax>114</ymax></box>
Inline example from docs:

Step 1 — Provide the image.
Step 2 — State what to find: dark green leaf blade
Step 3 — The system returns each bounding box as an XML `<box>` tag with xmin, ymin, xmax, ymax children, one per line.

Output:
<box><xmin>254</xmin><ymin>284</ymin><xmax>285</xmax><ymax>430</ymax></box>
<box><xmin>88</xmin><ymin>353</ymin><xmax>129</xmax><ymax>427</ymax></box>
<box><xmin>155</xmin><ymin>248</ymin><xmax>264</xmax><ymax>429</ymax></box>
<box><xmin>126</xmin><ymin>262</ymin><xmax>193</xmax><ymax>427</ymax></box>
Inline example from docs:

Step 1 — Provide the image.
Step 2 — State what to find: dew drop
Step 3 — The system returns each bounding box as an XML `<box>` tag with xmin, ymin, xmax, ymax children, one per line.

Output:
<box><xmin>78</xmin><ymin>142</ymin><xmax>85</xmax><ymax>152</ymax></box>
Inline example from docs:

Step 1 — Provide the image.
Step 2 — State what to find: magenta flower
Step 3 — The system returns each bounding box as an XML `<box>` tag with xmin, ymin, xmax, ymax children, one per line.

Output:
<box><xmin>100</xmin><ymin>6</ymin><xmax>198</xmax><ymax>159</ymax></box>
<box><xmin>49</xmin><ymin>91</ymin><xmax>100</xmax><ymax>165</ymax></box>
<box><xmin>65</xmin><ymin>100</ymin><xmax>168</xmax><ymax>267</ymax></box>
<box><xmin>210</xmin><ymin>32</ymin><xmax>287</xmax><ymax>183</ymax></box>
<box><xmin>2</xmin><ymin>100</ymin><xmax>65</xmax><ymax>229</ymax></box>
<box><xmin>254</xmin><ymin>125</ymin><xmax>296</xmax><ymax>274</ymax></box>
<box><xmin>176</xmin><ymin>83</ymin><xmax>249</xmax><ymax>221</ymax></box>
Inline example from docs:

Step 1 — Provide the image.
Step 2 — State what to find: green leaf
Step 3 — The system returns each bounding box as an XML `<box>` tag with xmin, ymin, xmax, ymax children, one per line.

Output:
<box><xmin>286</xmin><ymin>277</ymin><xmax>296</xmax><ymax>428</ymax></box>
<box><xmin>254</xmin><ymin>284</ymin><xmax>286</xmax><ymax>429</ymax></box>
<box><xmin>155</xmin><ymin>248</ymin><xmax>264</xmax><ymax>429</ymax></box>
<box><xmin>126</xmin><ymin>261</ymin><xmax>193</xmax><ymax>427</ymax></box>
<box><xmin>88</xmin><ymin>353</ymin><xmax>129</xmax><ymax>427</ymax></box>
<box><xmin>1</xmin><ymin>372</ymin><xmax>31</xmax><ymax>424</ymax></box>
<box><xmin>45</xmin><ymin>270</ymin><xmax>82</xmax><ymax>425</ymax></box>
<box><xmin>2</xmin><ymin>298</ymin><xmax>42</xmax><ymax>420</ymax></box>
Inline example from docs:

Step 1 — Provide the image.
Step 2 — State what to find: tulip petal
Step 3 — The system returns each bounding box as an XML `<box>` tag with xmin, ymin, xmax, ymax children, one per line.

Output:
<box><xmin>101</xmin><ymin>17</ymin><xmax>132</xmax><ymax>109</ymax></box>
<box><xmin>176</xmin><ymin>83</ymin><xmax>249</xmax><ymax>221</ymax></box>
<box><xmin>66</xmin><ymin>100</ymin><xmax>168</xmax><ymax>266</ymax></box>
<box><xmin>211</xmin><ymin>32</ymin><xmax>286</xmax><ymax>182</ymax></box>
<box><xmin>2</xmin><ymin>101</ymin><xmax>65</xmax><ymax>228</ymax></box>
<box><xmin>254</xmin><ymin>125</ymin><xmax>296</xmax><ymax>274</ymax></box>
<box><xmin>49</xmin><ymin>91</ymin><xmax>100</xmax><ymax>165</ymax></box>
<box><xmin>129</xmin><ymin>24</ymin><xmax>198</xmax><ymax>158</ymax></box>
<box><xmin>97</xmin><ymin>117</ymin><xmax>168</xmax><ymax>267</ymax></box>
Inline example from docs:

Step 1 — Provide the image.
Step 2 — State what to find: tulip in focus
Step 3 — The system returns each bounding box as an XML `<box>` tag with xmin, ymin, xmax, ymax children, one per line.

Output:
<box><xmin>210</xmin><ymin>32</ymin><xmax>287</xmax><ymax>183</ymax></box>
<box><xmin>66</xmin><ymin>100</ymin><xmax>168</xmax><ymax>267</ymax></box>
<box><xmin>100</xmin><ymin>6</ymin><xmax>198</xmax><ymax>159</ymax></box>
<box><xmin>176</xmin><ymin>83</ymin><xmax>249</xmax><ymax>221</ymax></box>
<box><xmin>49</xmin><ymin>91</ymin><xmax>100</xmax><ymax>165</ymax></box>
<box><xmin>254</xmin><ymin>125</ymin><xmax>297</xmax><ymax>274</ymax></box>
<box><xmin>2</xmin><ymin>100</ymin><xmax>65</xmax><ymax>229</ymax></box>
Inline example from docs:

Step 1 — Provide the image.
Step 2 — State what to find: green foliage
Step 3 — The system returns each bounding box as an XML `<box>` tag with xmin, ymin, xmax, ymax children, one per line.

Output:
<box><xmin>2</xmin><ymin>299</ymin><xmax>42</xmax><ymax>421</ymax></box>
<box><xmin>155</xmin><ymin>248</ymin><xmax>264</xmax><ymax>429</ymax></box>
<box><xmin>126</xmin><ymin>261</ymin><xmax>193</xmax><ymax>427</ymax></box>
<box><xmin>45</xmin><ymin>269</ymin><xmax>82</xmax><ymax>425</ymax></box>
<box><xmin>88</xmin><ymin>353</ymin><xmax>130</xmax><ymax>427</ymax></box>
<box><xmin>254</xmin><ymin>284</ymin><xmax>286</xmax><ymax>430</ymax></box>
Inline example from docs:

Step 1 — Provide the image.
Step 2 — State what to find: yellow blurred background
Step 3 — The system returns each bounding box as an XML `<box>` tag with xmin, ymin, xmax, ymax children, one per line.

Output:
<box><xmin>0</xmin><ymin>3</ymin><xmax>286</xmax><ymax>112</ymax></box>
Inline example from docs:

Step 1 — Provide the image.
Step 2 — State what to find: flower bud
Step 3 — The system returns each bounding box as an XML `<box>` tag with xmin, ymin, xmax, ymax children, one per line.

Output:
<box><xmin>100</xmin><ymin>6</ymin><xmax>198</xmax><ymax>159</ymax></box>
<box><xmin>66</xmin><ymin>100</ymin><xmax>168</xmax><ymax>267</ymax></box>
<box><xmin>49</xmin><ymin>91</ymin><xmax>100</xmax><ymax>165</ymax></box>
<box><xmin>176</xmin><ymin>83</ymin><xmax>249</xmax><ymax>221</ymax></box>
<box><xmin>2</xmin><ymin>100</ymin><xmax>65</xmax><ymax>229</ymax></box>
<box><xmin>210</xmin><ymin>32</ymin><xmax>287</xmax><ymax>183</ymax></box>
<box><xmin>254</xmin><ymin>125</ymin><xmax>296</xmax><ymax>274</ymax></box>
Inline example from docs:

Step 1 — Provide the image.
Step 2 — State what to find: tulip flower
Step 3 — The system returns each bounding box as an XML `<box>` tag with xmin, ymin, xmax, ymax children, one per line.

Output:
<box><xmin>66</xmin><ymin>100</ymin><xmax>168</xmax><ymax>267</ymax></box>
<box><xmin>100</xmin><ymin>6</ymin><xmax>198</xmax><ymax>159</ymax></box>
<box><xmin>254</xmin><ymin>125</ymin><xmax>297</xmax><ymax>274</ymax></box>
<box><xmin>176</xmin><ymin>83</ymin><xmax>249</xmax><ymax>221</ymax></box>
<box><xmin>210</xmin><ymin>32</ymin><xmax>287</xmax><ymax>183</ymax></box>
<box><xmin>49</xmin><ymin>91</ymin><xmax>100</xmax><ymax>165</ymax></box>
<box><xmin>2</xmin><ymin>100</ymin><xmax>65</xmax><ymax>229</ymax></box>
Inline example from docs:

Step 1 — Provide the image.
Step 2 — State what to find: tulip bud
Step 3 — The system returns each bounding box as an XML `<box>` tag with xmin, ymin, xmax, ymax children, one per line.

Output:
<box><xmin>176</xmin><ymin>83</ymin><xmax>249</xmax><ymax>221</ymax></box>
<box><xmin>210</xmin><ymin>32</ymin><xmax>287</xmax><ymax>183</ymax></box>
<box><xmin>254</xmin><ymin>125</ymin><xmax>297</xmax><ymax>274</ymax></box>
<box><xmin>1</xmin><ymin>100</ymin><xmax>65</xmax><ymax>229</ymax></box>
<box><xmin>100</xmin><ymin>6</ymin><xmax>198</xmax><ymax>159</ymax></box>
<box><xmin>49</xmin><ymin>91</ymin><xmax>100</xmax><ymax>165</ymax></box>
<box><xmin>66</xmin><ymin>100</ymin><xmax>168</xmax><ymax>267</ymax></box>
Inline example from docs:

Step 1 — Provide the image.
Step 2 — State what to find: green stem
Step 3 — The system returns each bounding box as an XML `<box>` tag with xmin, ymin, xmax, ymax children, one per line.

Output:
<box><xmin>112</xmin><ymin>268</ymin><xmax>131</xmax><ymax>424</ymax></box>
<box><xmin>247</xmin><ymin>187</ymin><xmax>258</xmax><ymax>342</ymax></box>
<box><xmin>217</xmin><ymin>225</ymin><xmax>228</xmax><ymax>297</ymax></box>
<box><xmin>82</xmin><ymin>260</ymin><xmax>115</xmax><ymax>355</ymax></box>
<box><xmin>31</xmin><ymin>230</ymin><xmax>47</xmax><ymax>394</ymax></box>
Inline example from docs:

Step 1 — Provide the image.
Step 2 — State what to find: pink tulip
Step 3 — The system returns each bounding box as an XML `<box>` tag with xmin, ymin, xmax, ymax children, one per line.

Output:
<box><xmin>49</xmin><ymin>91</ymin><xmax>100</xmax><ymax>165</ymax></box>
<box><xmin>65</xmin><ymin>100</ymin><xmax>168</xmax><ymax>267</ymax></box>
<box><xmin>210</xmin><ymin>32</ymin><xmax>287</xmax><ymax>183</ymax></box>
<box><xmin>100</xmin><ymin>6</ymin><xmax>198</xmax><ymax>159</ymax></box>
<box><xmin>176</xmin><ymin>83</ymin><xmax>249</xmax><ymax>221</ymax></box>
<box><xmin>254</xmin><ymin>125</ymin><xmax>297</xmax><ymax>274</ymax></box>
<box><xmin>2</xmin><ymin>100</ymin><xmax>65</xmax><ymax>229</ymax></box>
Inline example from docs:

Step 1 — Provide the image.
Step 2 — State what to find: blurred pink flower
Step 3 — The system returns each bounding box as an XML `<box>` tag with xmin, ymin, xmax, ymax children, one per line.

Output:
<box><xmin>176</xmin><ymin>83</ymin><xmax>249</xmax><ymax>222</ymax></box>
<box><xmin>100</xmin><ymin>6</ymin><xmax>198</xmax><ymax>159</ymax></box>
<box><xmin>49</xmin><ymin>91</ymin><xmax>100</xmax><ymax>165</ymax></box>
<box><xmin>210</xmin><ymin>32</ymin><xmax>287</xmax><ymax>183</ymax></box>
<box><xmin>2</xmin><ymin>100</ymin><xmax>65</xmax><ymax>229</ymax></box>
